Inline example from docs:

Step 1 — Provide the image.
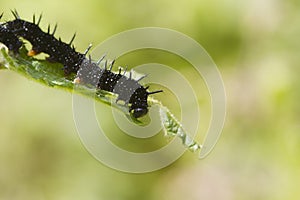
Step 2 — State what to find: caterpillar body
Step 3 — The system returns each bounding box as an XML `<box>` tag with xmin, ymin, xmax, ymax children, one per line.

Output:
<box><xmin>0</xmin><ymin>10</ymin><xmax>162</xmax><ymax>118</ymax></box>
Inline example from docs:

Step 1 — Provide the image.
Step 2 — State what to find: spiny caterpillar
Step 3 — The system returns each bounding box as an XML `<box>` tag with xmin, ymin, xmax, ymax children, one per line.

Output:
<box><xmin>0</xmin><ymin>10</ymin><xmax>162</xmax><ymax>118</ymax></box>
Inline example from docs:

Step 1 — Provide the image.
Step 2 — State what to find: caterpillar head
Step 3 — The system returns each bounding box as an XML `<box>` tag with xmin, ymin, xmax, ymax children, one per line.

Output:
<box><xmin>130</xmin><ymin>106</ymin><xmax>148</xmax><ymax>118</ymax></box>
<box><xmin>129</xmin><ymin>89</ymin><xmax>163</xmax><ymax>118</ymax></box>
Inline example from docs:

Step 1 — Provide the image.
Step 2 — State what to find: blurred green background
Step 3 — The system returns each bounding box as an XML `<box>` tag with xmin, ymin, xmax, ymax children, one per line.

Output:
<box><xmin>1</xmin><ymin>0</ymin><xmax>299</xmax><ymax>199</ymax></box>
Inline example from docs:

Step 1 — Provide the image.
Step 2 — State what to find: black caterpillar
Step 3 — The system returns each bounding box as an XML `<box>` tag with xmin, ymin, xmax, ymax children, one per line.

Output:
<box><xmin>0</xmin><ymin>10</ymin><xmax>162</xmax><ymax>118</ymax></box>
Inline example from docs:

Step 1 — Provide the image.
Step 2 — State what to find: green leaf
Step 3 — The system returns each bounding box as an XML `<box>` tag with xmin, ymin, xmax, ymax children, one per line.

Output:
<box><xmin>158</xmin><ymin>102</ymin><xmax>202</xmax><ymax>152</ymax></box>
<box><xmin>0</xmin><ymin>45</ymin><xmax>202</xmax><ymax>154</ymax></box>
